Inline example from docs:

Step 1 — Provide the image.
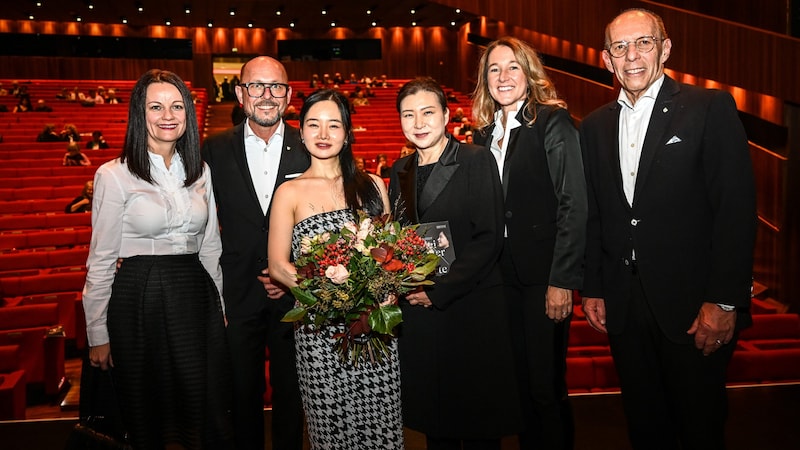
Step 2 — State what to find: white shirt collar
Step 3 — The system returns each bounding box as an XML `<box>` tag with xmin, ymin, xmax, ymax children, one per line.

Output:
<box><xmin>617</xmin><ymin>75</ymin><xmax>665</xmax><ymax>110</ymax></box>
<box><xmin>244</xmin><ymin>118</ymin><xmax>285</xmax><ymax>146</ymax></box>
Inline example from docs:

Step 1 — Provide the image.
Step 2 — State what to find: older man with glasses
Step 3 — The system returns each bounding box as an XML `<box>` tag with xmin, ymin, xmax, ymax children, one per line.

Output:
<box><xmin>202</xmin><ymin>56</ymin><xmax>309</xmax><ymax>450</ymax></box>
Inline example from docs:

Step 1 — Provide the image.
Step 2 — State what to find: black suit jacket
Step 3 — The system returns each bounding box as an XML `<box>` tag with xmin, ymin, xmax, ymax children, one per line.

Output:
<box><xmin>201</xmin><ymin>121</ymin><xmax>309</xmax><ymax>320</ymax></box>
<box><xmin>579</xmin><ymin>75</ymin><xmax>757</xmax><ymax>342</ymax></box>
<box><xmin>473</xmin><ymin>104</ymin><xmax>587</xmax><ymax>289</ymax></box>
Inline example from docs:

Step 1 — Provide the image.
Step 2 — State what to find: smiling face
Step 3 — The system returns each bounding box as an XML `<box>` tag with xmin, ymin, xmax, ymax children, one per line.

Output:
<box><xmin>145</xmin><ymin>82</ymin><xmax>186</xmax><ymax>150</ymax></box>
<box><xmin>300</xmin><ymin>100</ymin><xmax>346</xmax><ymax>161</ymax></box>
<box><xmin>237</xmin><ymin>56</ymin><xmax>291</xmax><ymax>132</ymax></box>
<box><xmin>487</xmin><ymin>44</ymin><xmax>528</xmax><ymax>114</ymax></box>
<box><xmin>602</xmin><ymin>10</ymin><xmax>672</xmax><ymax>105</ymax></box>
<box><xmin>399</xmin><ymin>90</ymin><xmax>449</xmax><ymax>153</ymax></box>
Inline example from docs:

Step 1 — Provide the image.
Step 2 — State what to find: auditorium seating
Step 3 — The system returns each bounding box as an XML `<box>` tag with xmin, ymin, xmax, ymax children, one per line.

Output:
<box><xmin>0</xmin><ymin>344</ymin><xmax>26</xmax><ymax>420</ymax></box>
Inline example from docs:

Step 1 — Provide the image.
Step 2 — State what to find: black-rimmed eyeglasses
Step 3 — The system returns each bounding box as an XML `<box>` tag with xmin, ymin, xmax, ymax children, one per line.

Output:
<box><xmin>239</xmin><ymin>82</ymin><xmax>289</xmax><ymax>98</ymax></box>
<box><xmin>606</xmin><ymin>36</ymin><xmax>663</xmax><ymax>58</ymax></box>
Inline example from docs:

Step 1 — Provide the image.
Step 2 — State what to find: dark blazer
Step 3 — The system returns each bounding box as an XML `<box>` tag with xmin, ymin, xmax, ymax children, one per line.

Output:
<box><xmin>389</xmin><ymin>136</ymin><xmax>521</xmax><ymax>438</ymax></box>
<box><xmin>473</xmin><ymin>104</ymin><xmax>587</xmax><ymax>289</ymax></box>
<box><xmin>579</xmin><ymin>75</ymin><xmax>757</xmax><ymax>342</ymax></box>
<box><xmin>201</xmin><ymin>121</ymin><xmax>309</xmax><ymax>320</ymax></box>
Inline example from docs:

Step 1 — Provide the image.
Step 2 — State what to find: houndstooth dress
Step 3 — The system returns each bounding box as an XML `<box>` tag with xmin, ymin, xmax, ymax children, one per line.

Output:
<box><xmin>291</xmin><ymin>209</ymin><xmax>404</xmax><ymax>450</ymax></box>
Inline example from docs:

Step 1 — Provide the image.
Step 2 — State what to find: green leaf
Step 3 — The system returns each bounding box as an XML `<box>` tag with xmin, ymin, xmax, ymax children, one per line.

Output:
<box><xmin>368</xmin><ymin>305</ymin><xmax>403</xmax><ymax>335</ymax></box>
<box><xmin>281</xmin><ymin>307</ymin><xmax>307</xmax><ymax>322</ymax></box>
<box><xmin>290</xmin><ymin>286</ymin><xmax>318</xmax><ymax>307</ymax></box>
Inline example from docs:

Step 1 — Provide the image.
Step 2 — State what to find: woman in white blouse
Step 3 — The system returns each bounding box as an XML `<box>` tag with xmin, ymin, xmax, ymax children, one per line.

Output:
<box><xmin>82</xmin><ymin>69</ymin><xmax>233</xmax><ymax>449</ymax></box>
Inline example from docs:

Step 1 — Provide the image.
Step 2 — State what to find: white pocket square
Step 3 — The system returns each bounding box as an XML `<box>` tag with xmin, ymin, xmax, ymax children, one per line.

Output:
<box><xmin>285</xmin><ymin>172</ymin><xmax>303</xmax><ymax>179</ymax></box>
<box><xmin>666</xmin><ymin>135</ymin><xmax>682</xmax><ymax>145</ymax></box>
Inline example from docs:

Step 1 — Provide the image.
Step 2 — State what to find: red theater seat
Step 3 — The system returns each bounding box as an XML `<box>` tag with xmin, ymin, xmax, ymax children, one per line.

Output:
<box><xmin>0</xmin><ymin>304</ymin><xmax>65</xmax><ymax>395</ymax></box>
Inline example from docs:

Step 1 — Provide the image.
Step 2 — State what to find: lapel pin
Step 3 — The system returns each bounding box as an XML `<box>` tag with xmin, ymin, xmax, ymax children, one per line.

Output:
<box><xmin>663</xmin><ymin>107</ymin><xmax>669</xmax><ymax>113</ymax></box>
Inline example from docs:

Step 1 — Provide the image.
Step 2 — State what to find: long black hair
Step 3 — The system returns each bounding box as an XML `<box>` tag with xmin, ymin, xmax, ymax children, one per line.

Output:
<box><xmin>121</xmin><ymin>69</ymin><xmax>202</xmax><ymax>187</ymax></box>
<box><xmin>299</xmin><ymin>89</ymin><xmax>383</xmax><ymax>217</ymax></box>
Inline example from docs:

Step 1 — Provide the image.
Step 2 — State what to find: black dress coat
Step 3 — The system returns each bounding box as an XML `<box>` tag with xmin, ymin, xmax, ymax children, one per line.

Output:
<box><xmin>201</xmin><ymin>121</ymin><xmax>309</xmax><ymax>450</ymax></box>
<box><xmin>388</xmin><ymin>135</ymin><xmax>521</xmax><ymax>439</ymax></box>
<box><xmin>579</xmin><ymin>75</ymin><xmax>757</xmax><ymax>342</ymax></box>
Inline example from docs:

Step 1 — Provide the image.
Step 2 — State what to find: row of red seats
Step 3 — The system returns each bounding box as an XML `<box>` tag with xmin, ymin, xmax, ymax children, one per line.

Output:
<box><xmin>0</xmin><ymin>226</ymin><xmax>91</xmax><ymax>250</ymax></box>
<box><xmin>0</xmin><ymin>212</ymin><xmax>90</xmax><ymax>231</ymax></box>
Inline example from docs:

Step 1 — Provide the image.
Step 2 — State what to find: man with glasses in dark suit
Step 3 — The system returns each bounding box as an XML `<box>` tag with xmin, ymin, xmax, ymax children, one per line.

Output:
<box><xmin>202</xmin><ymin>56</ymin><xmax>308</xmax><ymax>450</ymax></box>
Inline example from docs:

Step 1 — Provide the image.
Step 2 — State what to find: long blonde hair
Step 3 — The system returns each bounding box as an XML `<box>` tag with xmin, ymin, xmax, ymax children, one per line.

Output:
<box><xmin>472</xmin><ymin>36</ymin><xmax>566</xmax><ymax>130</ymax></box>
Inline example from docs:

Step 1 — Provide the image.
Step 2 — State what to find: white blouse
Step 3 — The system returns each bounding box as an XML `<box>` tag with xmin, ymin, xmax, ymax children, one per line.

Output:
<box><xmin>82</xmin><ymin>152</ymin><xmax>224</xmax><ymax>347</ymax></box>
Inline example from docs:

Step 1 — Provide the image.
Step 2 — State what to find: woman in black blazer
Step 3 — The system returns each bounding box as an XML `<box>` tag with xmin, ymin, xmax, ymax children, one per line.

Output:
<box><xmin>471</xmin><ymin>37</ymin><xmax>588</xmax><ymax>450</ymax></box>
<box><xmin>388</xmin><ymin>77</ymin><xmax>521</xmax><ymax>450</ymax></box>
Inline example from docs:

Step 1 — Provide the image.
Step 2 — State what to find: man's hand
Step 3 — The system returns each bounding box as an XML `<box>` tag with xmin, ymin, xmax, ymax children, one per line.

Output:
<box><xmin>545</xmin><ymin>286</ymin><xmax>573</xmax><ymax>323</ymax></box>
<box><xmin>687</xmin><ymin>302</ymin><xmax>735</xmax><ymax>356</ymax></box>
<box><xmin>582</xmin><ymin>297</ymin><xmax>608</xmax><ymax>333</ymax></box>
<box><xmin>257</xmin><ymin>268</ymin><xmax>287</xmax><ymax>299</ymax></box>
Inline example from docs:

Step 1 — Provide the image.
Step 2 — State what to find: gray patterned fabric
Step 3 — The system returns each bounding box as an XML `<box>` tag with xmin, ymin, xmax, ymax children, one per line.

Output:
<box><xmin>291</xmin><ymin>209</ymin><xmax>404</xmax><ymax>450</ymax></box>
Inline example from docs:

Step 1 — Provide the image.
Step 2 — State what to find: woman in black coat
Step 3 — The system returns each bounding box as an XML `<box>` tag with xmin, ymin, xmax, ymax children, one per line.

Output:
<box><xmin>388</xmin><ymin>77</ymin><xmax>521</xmax><ymax>450</ymax></box>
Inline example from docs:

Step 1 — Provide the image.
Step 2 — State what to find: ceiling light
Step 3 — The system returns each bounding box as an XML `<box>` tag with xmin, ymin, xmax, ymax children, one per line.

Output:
<box><xmin>76</xmin><ymin>16</ymin><xmax>82</xmax><ymax>22</ymax></box>
<box><xmin>371</xmin><ymin>21</ymin><xmax>377</xmax><ymax>27</ymax></box>
<box><xmin>248</xmin><ymin>22</ymin><xmax>254</xmax><ymax>28</ymax></box>
<box><xmin>410</xmin><ymin>9</ymin><xmax>416</xmax><ymax>14</ymax></box>
<box><xmin>321</xmin><ymin>9</ymin><xmax>327</xmax><ymax>15</ymax></box>
<box><xmin>28</xmin><ymin>14</ymin><xmax>35</xmax><ymax>20</ymax></box>
<box><xmin>165</xmin><ymin>18</ymin><xmax>171</xmax><ymax>26</ymax></box>
<box><xmin>184</xmin><ymin>6</ymin><xmax>191</xmax><ymax>14</ymax></box>
<box><xmin>289</xmin><ymin>21</ymin><xmax>295</xmax><ymax>28</ymax></box>
<box><xmin>137</xmin><ymin>4</ymin><xmax>144</xmax><ymax>13</ymax></box>
<box><xmin>36</xmin><ymin>2</ymin><xmax>42</xmax><ymax>7</ymax></box>
<box><xmin>455</xmin><ymin>9</ymin><xmax>461</xmax><ymax>14</ymax></box>
<box><xmin>121</xmin><ymin>16</ymin><xmax>128</xmax><ymax>24</ymax></box>
<box><xmin>366</xmin><ymin>9</ymin><xmax>372</xmax><ymax>15</ymax></box>
<box><xmin>411</xmin><ymin>21</ymin><xmax>417</xmax><ymax>26</ymax></box>
<box><xmin>450</xmin><ymin>21</ymin><xmax>456</xmax><ymax>26</ymax></box>
<box><xmin>229</xmin><ymin>8</ymin><xmax>236</xmax><ymax>16</ymax></box>
<box><xmin>330</xmin><ymin>21</ymin><xmax>336</xmax><ymax>27</ymax></box>
<box><xmin>88</xmin><ymin>3</ymin><xmax>94</xmax><ymax>10</ymax></box>
<box><xmin>207</xmin><ymin>19</ymin><xmax>213</xmax><ymax>27</ymax></box>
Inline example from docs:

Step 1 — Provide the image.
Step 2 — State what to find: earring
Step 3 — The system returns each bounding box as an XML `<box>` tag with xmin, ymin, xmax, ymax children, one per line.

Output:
<box><xmin>301</xmin><ymin>138</ymin><xmax>305</xmax><ymax>143</ymax></box>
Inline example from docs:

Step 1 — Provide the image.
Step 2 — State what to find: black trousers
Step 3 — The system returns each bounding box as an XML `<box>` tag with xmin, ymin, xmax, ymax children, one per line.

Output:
<box><xmin>499</xmin><ymin>243</ymin><xmax>574</xmax><ymax>450</ymax></box>
<box><xmin>226</xmin><ymin>293</ymin><xmax>303</xmax><ymax>450</ymax></box>
<box><xmin>608</xmin><ymin>269</ymin><xmax>735</xmax><ymax>450</ymax></box>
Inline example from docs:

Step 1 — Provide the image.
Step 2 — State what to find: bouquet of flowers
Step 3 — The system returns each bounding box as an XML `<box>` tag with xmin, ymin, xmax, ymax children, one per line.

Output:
<box><xmin>282</xmin><ymin>212</ymin><xmax>439</xmax><ymax>366</ymax></box>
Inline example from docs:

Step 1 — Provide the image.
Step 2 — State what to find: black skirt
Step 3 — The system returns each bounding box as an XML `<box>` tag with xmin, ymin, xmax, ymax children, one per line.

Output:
<box><xmin>107</xmin><ymin>254</ymin><xmax>233</xmax><ymax>450</ymax></box>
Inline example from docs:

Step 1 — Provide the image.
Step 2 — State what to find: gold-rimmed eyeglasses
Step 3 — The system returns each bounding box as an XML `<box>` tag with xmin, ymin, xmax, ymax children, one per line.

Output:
<box><xmin>606</xmin><ymin>36</ymin><xmax>663</xmax><ymax>58</ymax></box>
<box><xmin>239</xmin><ymin>82</ymin><xmax>289</xmax><ymax>98</ymax></box>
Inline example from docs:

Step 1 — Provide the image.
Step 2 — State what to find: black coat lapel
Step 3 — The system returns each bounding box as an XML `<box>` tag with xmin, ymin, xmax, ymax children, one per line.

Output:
<box><xmin>635</xmin><ymin>76</ymin><xmax>679</xmax><ymax>205</ymax></box>
<box><xmin>229</xmin><ymin>123</ymin><xmax>263</xmax><ymax>212</ymax></box>
<box><xmin>395</xmin><ymin>156</ymin><xmax>419</xmax><ymax>223</ymax></box>
<box><xmin>418</xmin><ymin>136</ymin><xmax>460</xmax><ymax>216</ymax></box>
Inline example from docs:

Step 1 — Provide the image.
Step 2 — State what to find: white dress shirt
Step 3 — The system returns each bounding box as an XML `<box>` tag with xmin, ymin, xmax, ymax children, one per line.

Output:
<box><xmin>489</xmin><ymin>100</ymin><xmax>525</xmax><ymax>180</ymax></box>
<box><xmin>244</xmin><ymin>119</ymin><xmax>285</xmax><ymax>215</ymax></box>
<box><xmin>617</xmin><ymin>75</ymin><xmax>664</xmax><ymax>206</ymax></box>
<box><xmin>82</xmin><ymin>152</ymin><xmax>224</xmax><ymax>346</ymax></box>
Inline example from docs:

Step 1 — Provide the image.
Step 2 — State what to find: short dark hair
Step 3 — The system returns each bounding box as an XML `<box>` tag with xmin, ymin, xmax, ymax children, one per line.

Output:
<box><xmin>121</xmin><ymin>69</ymin><xmax>201</xmax><ymax>187</ymax></box>
<box><xmin>396</xmin><ymin>77</ymin><xmax>447</xmax><ymax>113</ymax></box>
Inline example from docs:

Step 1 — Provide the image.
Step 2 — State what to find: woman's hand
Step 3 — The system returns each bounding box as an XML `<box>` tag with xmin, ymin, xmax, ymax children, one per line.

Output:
<box><xmin>405</xmin><ymin>288</ymin><xmax>432</xmax><ymax>308</ymax></box>
<box><xmin>89</xmin><ymin>343</ymin><xmax>114</xmax><ymax>370</ymax></box>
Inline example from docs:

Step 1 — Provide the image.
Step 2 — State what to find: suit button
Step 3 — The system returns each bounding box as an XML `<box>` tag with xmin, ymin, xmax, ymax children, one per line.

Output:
<box><xmin>505</xmin><ymin>211</ymin><xmax>513</xmax><ymax>219</ymax></box>
<box><xmin>261</xmin><ymin>226</ymin><xmax>267</xmax><ymax>232</ymax></box>
<box><xmin>630</xmin><ymin>219</ymin><xmax>639</xmax><ymax>226</ymax></box>
<box><xmin>623</xmin><ymin>258</ymin><xmax>631</xmax><ymax>266</ymax></box>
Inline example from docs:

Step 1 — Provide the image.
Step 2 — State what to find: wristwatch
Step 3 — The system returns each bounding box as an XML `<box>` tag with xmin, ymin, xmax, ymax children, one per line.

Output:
<box><xmin>717</xmin><ymin>303</ymin><xmax>736</xmax><ymax>312</ymax></box>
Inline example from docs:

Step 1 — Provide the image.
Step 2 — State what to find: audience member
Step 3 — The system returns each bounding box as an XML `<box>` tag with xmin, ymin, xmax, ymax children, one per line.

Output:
<box><xmin>65</xmin><ymin>180</ymin><xmax>93</xmax><ymax>213</ymax></box>
<box><xmin>451</xmin><ymin>107</ymin><xmax>466</xmax><ymax>123</ymax></box>
<box><xmin>579</xmin><ymin>9</ymin><xmax>756</xmax><ymax>449</ymax></box>
<box><xmin>352</xmin><ymin>90</ymin><xmax>370</xmax><ymax>107</ymax></box>
<box><xmin>55</xmin><ymin>87</ymin><xmax>68</xmax><ymax>99</ymax></box>
<box><xmin>310</xmin><ymin>73</ymin><xmax>320</xmax><ymax>89</ymax></box>
<box><xmin>91</xmin><ymin>89</ymin><xmax>105</xmax><ymax>104</ymax></box>
<box><xmin>106</xmin><ymin>88</ymin><xmax>121</xmax><ymax>104</ymax></box>
<box><xmin>63</xmin><ymin>142</ymin><xmax>91</xmax><ymax>166</ymax></box>
<box><xmin>400</xmin><ymin>140</ymin><xmax>416</xmax><ymax>158</ymax></box>
<box><xmin>34</xmin><ymin>99</ymin><xmax>53</xmax><ymax>112</ymax></box>
<box><xmin>82</xmin><ymin>68</ymin><xmax>233</xmax><ymax>449</ymax></box>
<box><xmin>284</xmin><ymin>105</ymin><xmax>300</xmax><ymax>120</ymax></box>
<box><xmin>220</xmin><ymin>77</ymin><xmax>232</xmax><ymax>101</ymax></box>
<box><xmin>68</xmin><ymin>86</ymin><xmax>85</xmax><ymax>102</ymax></box>
<box><xmin>37</xmin><ymin>124</ymin><xmax>62</xmax><ymax>142</ymax></box>
<box><xmin>374</xmin><ymin>153</ymin><xmax>391</xmax><ymax>178</ymax></box>
<box><xmin>354</xmin><ymin>155</ymin><xmax>366</xmax><ymax>172</ymax></box>
<box><xmin>348</xmin><ymin>73</ymin><xmax>359</xmax><ymax>84</ymax></box>
<box><xmin>61</xmin><ymin>123</ymin><xmax>81</xmax><ymax>142</ymax></box>
<box><xmin>231</xmin><ymin>102</ymin><xmax>246</xmax><ymax>126</ymax></box>
<box><xmin>446</xmin><ymin>90</ymin><xmax>459</xmax><ymax>103</ymax></box>
<box><xmin>12</xmin><ymin>94</ymin><xmax>32</xmax><ymax>113</ymax></box>
<box><xmin>86</xmin><ymin>130</ymin><xmax>110</xmax><ymax>149</ymax></box>
<box><xmin>0</xmin><ymin>83</ymin><xmax>7</xmax><ymax>96</ymax></box>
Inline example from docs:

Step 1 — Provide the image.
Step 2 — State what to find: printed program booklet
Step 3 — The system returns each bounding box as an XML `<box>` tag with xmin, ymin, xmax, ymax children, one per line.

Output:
<box><xmin>417</xmin><ymin>221</ymin><xmax>455</xmax><ymax>276</ymax></box>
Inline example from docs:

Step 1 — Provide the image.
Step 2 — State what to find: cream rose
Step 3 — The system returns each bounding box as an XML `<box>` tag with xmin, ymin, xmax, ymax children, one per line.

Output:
<box><xmin>325</xmin><ymin>264</ymin><xmax>350</xmax><ymax>284</ymax></box>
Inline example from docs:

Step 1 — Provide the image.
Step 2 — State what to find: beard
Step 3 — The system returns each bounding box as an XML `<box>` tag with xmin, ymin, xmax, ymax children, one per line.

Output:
<box><xmin>245</xmin><ymin>100</ymin><xmax>283</xmax><ymax>127</ymax></box>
